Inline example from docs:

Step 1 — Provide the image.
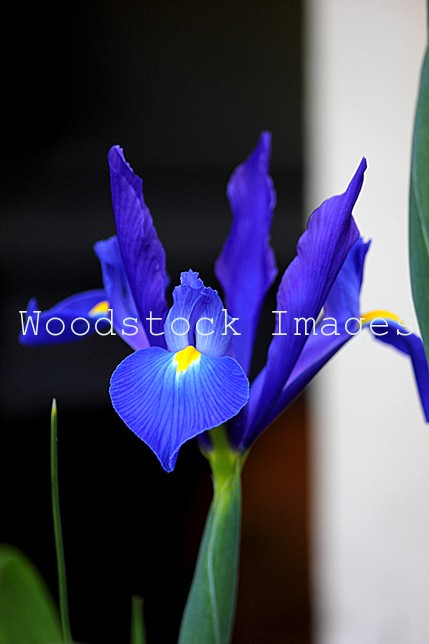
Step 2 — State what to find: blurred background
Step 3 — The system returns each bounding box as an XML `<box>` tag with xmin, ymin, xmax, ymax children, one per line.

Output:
<box><xmin>0</xmin><ymin>2</ymin><xmax>309</xmax><ymax>643</ymax></box>
<box><xmin>306</xmin><ymin>3</ymin><xmax>429</xmax><ymax>643</ymax></box>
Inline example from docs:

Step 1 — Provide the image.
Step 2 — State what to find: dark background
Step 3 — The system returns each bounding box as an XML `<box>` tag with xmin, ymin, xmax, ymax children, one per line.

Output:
<box><xmin>1</xmin><ymin>2</ymin><xmax>309</xmax><ymax>642</ymax></box>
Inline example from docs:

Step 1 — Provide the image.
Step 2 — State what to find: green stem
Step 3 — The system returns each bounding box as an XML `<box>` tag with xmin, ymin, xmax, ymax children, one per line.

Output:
<box><xmin>51</xmin><ymin>399</ymin><xmax>72</xmax><ymax>642</ymax></box>
<box><xmin>178</xmin><ymin>426</ymin><xmax>242</xmax><ymax>644</ymax></box>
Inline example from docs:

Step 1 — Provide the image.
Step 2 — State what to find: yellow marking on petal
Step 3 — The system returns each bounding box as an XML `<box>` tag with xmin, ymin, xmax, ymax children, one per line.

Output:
<box><xmin>174</xmin><ymin>345</ymin><xmax>201</xmax><ymax>373</ymax></box>
<box><xmin>88</xmin><ymin>300</ymin><xmax>110</xmax><ymax>317</ymax></box>
<box><xmin>361</xmin><ymin>309</ymin><xmax>402</xmax><ymax>325</ymax></box>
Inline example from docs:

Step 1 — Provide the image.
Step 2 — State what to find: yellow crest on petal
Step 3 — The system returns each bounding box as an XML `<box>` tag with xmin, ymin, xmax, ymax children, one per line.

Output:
<box><xmin>361</xmin><ymin>309</ymin><xmax>401</xmax><ymax>325</ymax></box>
<box><xmin>174</xmin><ymin>345</ymin><xmax>201</xmax><ymax>373</ymax></box>
<box><xmin>88</xmin><ymin>300</ymin><xmax>110</xmax><ymax>317</ymax></box>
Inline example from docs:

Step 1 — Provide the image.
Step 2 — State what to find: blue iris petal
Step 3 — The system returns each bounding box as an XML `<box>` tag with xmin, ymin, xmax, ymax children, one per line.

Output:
<box><xmin>365</xmin><ymin>320</ymin><xmax>429</xmax><ymax>421</ymax></box>
<box><xmin>242</xmin><ymin>235</ymin><xmax>429</xmax><ymax>447</ymax></box>
<box><xmin>108</xmin><ymin>145</ymin><xmax>168</xmax><ymax>345</ymax></box>
<box><xmin>215</xmin><ymin>132</ymin><xmax>277</xmax><ymax>374</ymax></box>
<box><xmin>94</xmin><ymin>235</ymin><xmax>150</xmax><ymax>350</ymax></box>
<box><xmin>164</xmin><ymin>270</ymin><xmax>232</xmax><ymax>358</ymax></box>
<box><xmin>109</xmin><ymin>346</ymin><xmax>249</xmax><ymax>472</ymax></box>
<box><xmin>19</xmin><ymin>290</ymin><xmax>108</xmax><ymax>346</ymax></box>
<box><xmin>242</xmin><ymin>238</ymin><xmax>369</xmax><ymax>446</ymax></box>
<box><xmin>248</xmin><ymin>158</ymin><xmax>366</xmax><ymax>438</ymax></box>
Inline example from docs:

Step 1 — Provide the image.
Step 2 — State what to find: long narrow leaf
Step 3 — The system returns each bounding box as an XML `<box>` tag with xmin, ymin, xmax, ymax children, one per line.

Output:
<box><xmin>410</xmin><ymin>45</ymin><xmax>429</xmax><ymax>363</ymax></box>
<box><xmin>51</xmin><ymin>399</ymin><xmax>72</xmax><ymax>641</ymax></box>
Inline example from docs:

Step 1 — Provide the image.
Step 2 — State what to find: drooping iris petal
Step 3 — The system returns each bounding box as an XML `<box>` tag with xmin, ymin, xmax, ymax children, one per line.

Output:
<box><xmin>164</xmin><ymin>270</ymin><xmax>232</xmax><ymax>357</ymax></box>
<box><xmin>109</xmin><ymin>346</ymin><xmax>249</xmax><ymax>472</ymax></box>
<box><xmin>249</xmin><ymin>159</ymin><xmax>366</xmax><ymax>436</ymax></box>
<box><xmin>94</xmin><ymin>235</ymin><xmax>149</xmax><ymax>350</ymax></box>
<box><xmin>19</xmin><ymin>290</ymin><xmax>109</xmax><ymax>346</ymax></box>
<box><xmin>362</xmin><ymin>315</ymin><xmax>429</xmax><ymax>421</ymax></box>
<box><xmin>242</xmin><ymin>238</ymin><xmax>369</xmax><ymax>446</ymax></box>
<box><xmin>108</xmin><ymin>145</ymin><xmax>168</xmax><ymax>345</ymax></box>
<box><xmin>215</xmin><ymin>131</ymin><xmax>277</xmax><ymax>374</ymax></box>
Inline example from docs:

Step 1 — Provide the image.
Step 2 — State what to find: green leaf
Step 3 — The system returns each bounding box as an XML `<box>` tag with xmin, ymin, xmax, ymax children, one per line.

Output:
<box><xmin>178</xmin><ymin>427</ymin><xmax>242</xmax><ymax>644</ymax></box>
<box><xmin>131</xmin><ymin>595</ymin><xmax>146</xmax><ymax>644</ymax></box>
<box><xmin>410</xmin><ymin>45</ymin><xmax>429</xmax><ymax>363</ymax></box>
<box><xmin>0</xmin><ymin>545</ymin><xmax>64</xmax><ymax>644</ymax></box>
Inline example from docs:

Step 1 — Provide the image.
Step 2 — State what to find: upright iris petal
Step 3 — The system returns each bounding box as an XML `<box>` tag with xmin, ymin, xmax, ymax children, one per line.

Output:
<box><xmin>244</xmin><ymin>238</ymin><xmax>368</xmax><ymax>444</ymax></box>
<box><xmin>108</xmin><ymin>145</ymin><xmax>169</xmax><ymax>345</ymax></box>
<box><xmin>215</xmin><ymin>132</ymin><xmax>277</xmax><ymax>374</ymax></box>
<box><xmin>109</xmin><ymin>271</ymin><xmax>249</xmax><ymax>472</ymax></box>
<box><xmin>249</xmin><ymin>158</ymin><xmax>366</xmax><ymax>436</ymax></box>
<box><xmin>242</xmin><ymin>236</ymin><xmax>429</xmax><ymax>447</ymax></box>
<box><xmin>164</xmin><ymin>270</ymin><xmax>232</xmax><ymax>358</ymax></box>
<box><xmin>20</xmin><ymin>149</ymin><xmax>170</xmax><ymax>353</ymax></box>
<box><xmin>94</xmin><ymin>236</ymin><xmax>150</xmax><ymax>350</ymax></box>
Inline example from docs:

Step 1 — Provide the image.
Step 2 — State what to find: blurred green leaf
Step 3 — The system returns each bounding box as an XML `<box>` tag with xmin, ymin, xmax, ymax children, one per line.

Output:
<box><xmin>0</xmin><ymin>545</ymin><xmax>64</xmax><ymax>644</ymax></box>
<box><xmin>410</xmin><ymin>45</ymin><xmax>429</xmax><ymax>363</ymax></box>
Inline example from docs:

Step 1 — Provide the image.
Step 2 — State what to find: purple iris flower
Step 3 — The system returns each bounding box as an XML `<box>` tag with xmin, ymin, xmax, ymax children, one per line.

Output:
<box><xmin>20</xmin><ymin>134</ymin><xmax>429</xmax><ymax>470</ymax></box>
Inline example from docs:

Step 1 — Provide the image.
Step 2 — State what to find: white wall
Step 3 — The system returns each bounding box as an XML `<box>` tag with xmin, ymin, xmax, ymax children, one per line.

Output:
<box><xmin>305</xmin><ymin>2</ymin><xmax>429</xmax><ymax>642</ymax></box>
